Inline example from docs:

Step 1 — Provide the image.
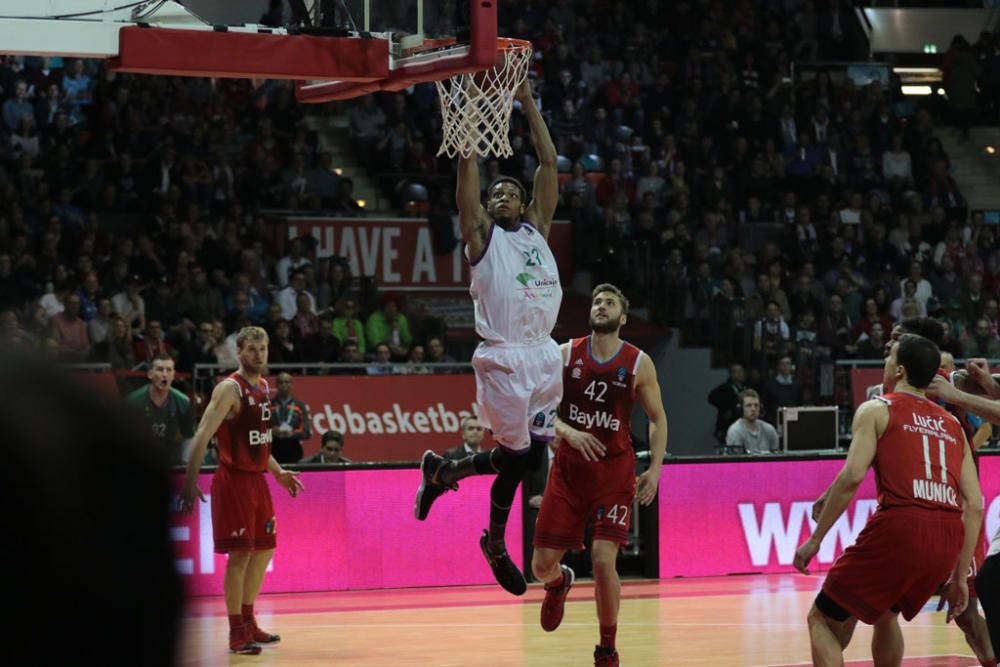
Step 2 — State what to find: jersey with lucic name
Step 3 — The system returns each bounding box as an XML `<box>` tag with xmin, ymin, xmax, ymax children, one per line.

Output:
<box><xmin>467</xmin><ymin>220</ymin><xmax>562</xmax><ymax>345</ymax></box>
<box><xmin>873</xmin><ymin>392</ymin><xmax>966</xmax><ymax>513</ymax></box>
<box><xmin>216</xmin><ymin>372</ymin><xmax>272</xmax><ymax>472</ymax></box>
<box><xmin>124</xmin><ymin>386</ymin><xmax>195</xmax><ymax>447</ymax></box>
<box><xmin>559</xmin><ymin>336</ymin><xmax>643</xmax><ymax>459</ymax></box>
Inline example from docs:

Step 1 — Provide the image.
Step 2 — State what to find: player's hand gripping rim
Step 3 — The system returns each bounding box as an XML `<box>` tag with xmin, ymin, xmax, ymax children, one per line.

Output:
<box><xmin>563</xmin><ymin>427</ymin><xmax>606</xmax><ymax>462</ymax></box>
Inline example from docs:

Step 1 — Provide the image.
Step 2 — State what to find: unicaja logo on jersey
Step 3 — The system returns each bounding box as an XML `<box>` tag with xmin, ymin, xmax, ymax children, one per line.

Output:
<box><xmin>516</xmin><ymin>272</ymin><xmax>533</xmax><ymax>287</ymax></box>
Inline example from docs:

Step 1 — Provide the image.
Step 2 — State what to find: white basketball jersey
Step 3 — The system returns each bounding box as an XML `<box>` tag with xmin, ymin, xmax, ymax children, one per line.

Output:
<box><xmin>467</xmin><ymin>221</ymin><xmax>562</xmax><ymax>345</ymax></box>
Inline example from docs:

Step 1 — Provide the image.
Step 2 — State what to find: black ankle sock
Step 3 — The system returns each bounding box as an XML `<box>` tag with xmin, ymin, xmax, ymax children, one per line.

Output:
<box><xmin>441</xmin><ymin>450</ymin><xmax>500</xmax><ymax>485</ymax></box>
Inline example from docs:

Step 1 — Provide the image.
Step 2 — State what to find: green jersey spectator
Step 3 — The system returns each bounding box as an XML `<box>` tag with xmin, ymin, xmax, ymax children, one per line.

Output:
<box><xmin>365</xmin><ymin>297</ymin><xmax>412</xmax><ymax>358</ymax></box>
<box><xmin>331</xmin><ymin>298</ymin><xmax>366</xmax><ymax>355</ymax></box>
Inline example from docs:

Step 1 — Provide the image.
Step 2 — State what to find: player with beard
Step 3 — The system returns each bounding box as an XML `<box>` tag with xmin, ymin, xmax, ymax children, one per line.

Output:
<box><xmin>529</xmin><ymin>284</ymin><xmax>667</xmax><ymax>667</ymax></box>
<box><xmin>179</xmin><ymin>326</ymin><xmax>304</xmax><ymax>655</ymax></box>
<box><xmin>414</xmin><ymin>78</ymin><xmax>563</xmax><ymax>596</ymax></box>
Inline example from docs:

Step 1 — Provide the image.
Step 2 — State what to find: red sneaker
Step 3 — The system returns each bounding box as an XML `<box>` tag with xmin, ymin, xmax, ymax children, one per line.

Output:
<box><xmin>229</xmin><ymin>624</ymin><xmax>262</xmax><ymax>655</ymax></box>
<box><xmin>539</xmin><ymin>565</ymin><xmax>575</xmax><ymax>632</ymax></box>
<box><xmin>594</xmin><ymin>645</ymin><xmax>620</xmax><ymax>666</ymax></box>
<box><xmin>247</xmin><ymin>618</ymin><xmax>281</xmax><ymax>644</ymax></box>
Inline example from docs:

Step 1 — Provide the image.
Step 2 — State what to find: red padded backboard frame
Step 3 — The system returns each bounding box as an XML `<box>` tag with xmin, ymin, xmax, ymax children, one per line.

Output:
<box><xmin>294</xmin><ymin>0</ymin><xmax>497</xmax><ymax>103</ymax></box>
<box><xmin>109</xmin><ymin>26</ymin><xmax>389</xmax><ymax>82</ymax></box>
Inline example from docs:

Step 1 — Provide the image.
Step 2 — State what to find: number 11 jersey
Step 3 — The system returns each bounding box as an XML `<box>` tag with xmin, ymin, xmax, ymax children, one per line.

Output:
<box><xmin>874</xmin><ymin>392</ymin><xmax>966</xmax><ymax>514</ymax></box>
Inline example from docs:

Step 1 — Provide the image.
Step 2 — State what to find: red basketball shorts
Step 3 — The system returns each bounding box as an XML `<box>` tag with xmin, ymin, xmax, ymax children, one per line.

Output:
<box><xmin>533</xmin><ymin>452</ymin><xmax>636</xmax><ymax>551</ymax></box>
<box><xmin>822</xmin><ymin>506</ymin><xmax>963</xmax><ymax>625</ymax></box>
<box><xmin>211</xmin><ymin>465</ymin><xmax>277</xmax><ymax>553</ymax></box>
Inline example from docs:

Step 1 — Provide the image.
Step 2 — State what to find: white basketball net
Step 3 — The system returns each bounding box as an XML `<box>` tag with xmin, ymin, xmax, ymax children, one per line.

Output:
<box><xmin>435</xmin><ymin>40</ymin><xmax>533</xmax><ymax>159</ymax></box>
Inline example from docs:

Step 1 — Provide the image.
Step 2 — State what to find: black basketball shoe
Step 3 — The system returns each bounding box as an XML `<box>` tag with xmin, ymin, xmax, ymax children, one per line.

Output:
<box><xmin>414</xmin><ymin>450</ymin><xmax>456</xmax><ymax>521</ymax></box>
<box><xmin>479</xmin><ymin>530</ymin><xmax>527</xmax><ymax>596</ymax></box>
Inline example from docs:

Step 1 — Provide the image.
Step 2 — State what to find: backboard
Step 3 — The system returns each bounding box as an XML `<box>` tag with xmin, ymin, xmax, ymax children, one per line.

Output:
<box><xmin>0</xmin><ymin>1</ymin><xmax>497</xmax><ymax>101</ymax></box>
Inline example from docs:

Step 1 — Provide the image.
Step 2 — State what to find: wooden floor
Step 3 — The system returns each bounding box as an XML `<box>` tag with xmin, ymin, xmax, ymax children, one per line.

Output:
<box><xmin>179</xmin><ymin>574</ymin><xmax>982</xmax><ymax>666</ymax></box>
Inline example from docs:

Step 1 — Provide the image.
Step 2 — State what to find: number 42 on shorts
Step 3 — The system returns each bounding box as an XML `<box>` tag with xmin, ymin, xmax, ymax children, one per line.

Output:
<box><xmin>597</xmin><ymin>504</ymin><xmax>629</xmax><ymax>526</ymax></box>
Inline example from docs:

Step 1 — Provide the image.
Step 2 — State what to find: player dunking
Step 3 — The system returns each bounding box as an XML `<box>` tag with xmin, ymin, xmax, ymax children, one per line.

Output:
<box><xmin>414</xmin><ymin>77</ymin><xmax>562</xmax><ymax>595</ymax></box>
<box><xmin>531</xmin><ymin>284</ymin><xmax>668</xmax><ymax>667</ymax></box>
<box><xmin>179</xmin><ymin>326</ymin><xmax>304</xmax><ymax>655</ymax></box>
<box><xmin>795</xmin><ymin>334</ymin><xmax>984</xmax><ymax>666</ymax></box>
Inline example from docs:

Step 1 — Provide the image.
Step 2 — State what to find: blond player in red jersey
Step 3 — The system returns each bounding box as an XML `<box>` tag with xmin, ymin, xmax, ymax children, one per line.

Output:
<box><xmin>795</xmin><ymin>334</ymin><xmax>983</xmax><ymax>666</ymax></box>
<box><xmin>179</xmin><ymin>326</ymin><xmax>304</xmax><ymax>655</ymax></box>
<box><xmin>530</xmin><ymin>284</ymin><xmax>668</xmax><ymax>667</ymax></box>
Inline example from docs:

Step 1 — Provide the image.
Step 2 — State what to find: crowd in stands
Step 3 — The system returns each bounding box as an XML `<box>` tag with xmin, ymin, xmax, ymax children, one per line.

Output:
<box><xmin>343</xmin><ymin>0</ymin><xmax>1000</xmax><ymax>404</ymax></box>
<box><xmin>2</xmin><ymin>1</ymin><xmax>1000</xmax><ymax>412</ymax></box>
<box><xmin>0</xmin><ymin>52</ymin><xmax>458</xmax><ymax>376</ymax></box>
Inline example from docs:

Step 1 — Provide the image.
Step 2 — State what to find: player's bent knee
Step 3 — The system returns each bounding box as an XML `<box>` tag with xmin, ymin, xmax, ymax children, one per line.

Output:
<box><xmin>531</xmin><ymin>548</ymin><xmax>562</xmax><ymax>579</ymax></box>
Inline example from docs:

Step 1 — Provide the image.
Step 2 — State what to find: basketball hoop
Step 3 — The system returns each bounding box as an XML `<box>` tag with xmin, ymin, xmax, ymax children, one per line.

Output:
<box><xmin>435</xmin><ymin>38</ymin><xmax>532</xmax><ymax>160</ymax></box>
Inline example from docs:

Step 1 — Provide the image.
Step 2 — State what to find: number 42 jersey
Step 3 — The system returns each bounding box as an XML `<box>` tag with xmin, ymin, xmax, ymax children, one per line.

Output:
<box><xmin>874</xmin><ymin>392</ymin><xmax>967</xmax><ymax>513</ymax></box>
<box><xmin>559</xmin><ymin>336</ymin><xmax>644</xmax><ymax>459</ymax></box>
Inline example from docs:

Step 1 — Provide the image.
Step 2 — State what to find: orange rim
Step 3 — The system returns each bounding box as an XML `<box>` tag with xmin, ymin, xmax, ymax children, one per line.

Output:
<box><xmin>401</xmin><ymin>36</ymin><xmax>531</xmax><ymax>57</ymax></box>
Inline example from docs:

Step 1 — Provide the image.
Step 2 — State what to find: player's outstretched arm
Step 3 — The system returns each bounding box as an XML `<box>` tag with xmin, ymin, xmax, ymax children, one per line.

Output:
<box><xmin>635</xmin><ymin>354</ymin><xmax>668</xmax><ymax>506</ymax></box>
<box><xmin>179</xmin><ymin>380</ymin><xmax>239</xmax><ymax>512</ymax></box>
<box><xmin>456</xmin><ymin>156</ymin><xmax>489</xmax><ymax>259</ymax></box>
<box><xmin>516</xmin><ymin>80</ymin><xmax>558</xmax><ymax>239</ymax></box>
<box><xmin>942</xmin><ymin>437</ymin><xmax>985</xmax><ymax>622</ymax></box>
<box><xmin>929</xmin><ymin>374</ymin><xmax>1000</xmax><ymax>424</ymax></box>
<box><xmin>794</xmin><ymin>399</ymin><xmax>883</xmax><ymax>574</ymax></box>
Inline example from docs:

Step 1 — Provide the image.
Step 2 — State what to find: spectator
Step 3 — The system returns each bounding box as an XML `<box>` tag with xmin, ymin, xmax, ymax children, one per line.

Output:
<box><xmin>2</xmin><ymin>80</ymin><xmax>32</xmax><ymax>131</ymax></box>
<box><xmin>176</xmin><ymin>267</ymin><xmax>224</xmax><ymax>326</ymax></box>
<box><xmin>268</xmin><ymin>319</ymin><xmax>302</xmax><ymax>365</ymax></box>
<box><xmin>133</xmin><ymin>320</ymin><xmax>173</xmax><ymax>365</ymax></box>
<box><xmin>88</xmin><ymin>297</ymin><xmax>114</xmax><ymax>345</ymax></box>
<box><xmin>365</xmin><ymin>297</ymin><xmax>412</xmax><ymax>359</ymax></box>
<box><xmin>964</xmin><ymin>318</ymin><xmax>1000</xmax><ymax>358</ymax></box>
<box><xmin>753</xmin><ymin>300</ymin><xmax>792</xmax><ymax>375</ymax></box>
<box><xmin>111</xmin><ymin>274</ymin><xmax>146</xmax><ymax>332</ymax></box>
<box><xmin>944</xmin><ymin>34</ymin><xmax>980</xmax><ymax>142</ymax></box>
<box><xmin>332</xmin><ymin>298</ymin><xmax>365</xmax><ymax>355</ymax></box>
<box><xmin>425</xmin><ymin>335</ymin><xmax>456</xmax><ymax>367</ymax></box>
<box><xmin>299</xmin><ymin>430</ymin><xmax>351</xmax><ymax>464</ymax></box>
<box><xmin>366</xmin><ymin>342</ymin><xmax>396</xmax><ymax>376</ymax></box>
<box><xmin>275</xmin><ymin>238</ymin><xmax>311</xmax><ymax>288</ymax></box>
<box><xmin>277</xmin><ymin>270</ymin><xmax>317</xmax><ymax>321</ymax></box>
<box><xmin>890</xmin><ymin>280</ymin><xmax>928</xmax><ymax>321</ymax></box>
<box><xmin>270</xmin><ymin>372</ymin><xmax>312</xmax><ymax>464</ymax></box>
<box><xmin>764</xmin><ymin>355</ymin><xmax>801</xmax><ymax>421</ymax></box>
<box><xmin>443</xmin><ymin>415</ymin><xmax>486</xmax><ymax>460</ymax></box>
<box><xmin>726</xmin><ymin>389</ymin><xmax>779</xmax><ymax>455</ymax></box>
<box><xmin>708</xmin><ymin>362</ymin><xmax>748</xmax><ymax>444</ymax></box>
<box><xmin>402</xmin><ymin>343</ymin><xmax>431</xmax><ymax>375</ymax></box>
<box><xmin>50</xmin><ymin>293</ymin><xmax>89</xmax><ymax>361</ymax></box>
<box><xmin>90</xmin><ymin>316</ymin><xmax>136</xmax><ymax>368</ymax></box>
<box><xmin>856</xmin><ymin>321</ymin><xmax>887</xmax><ymax>359</ymax></box>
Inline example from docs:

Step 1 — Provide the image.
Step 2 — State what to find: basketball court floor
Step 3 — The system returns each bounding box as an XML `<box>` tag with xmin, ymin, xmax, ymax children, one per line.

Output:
<box><xmin>179</xmin><ymin>573</ymin><xmax>981</xmax><ymax>666</ymax></box>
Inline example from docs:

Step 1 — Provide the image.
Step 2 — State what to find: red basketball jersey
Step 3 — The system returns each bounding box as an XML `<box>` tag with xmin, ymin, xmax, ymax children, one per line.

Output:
<box><xmin>559</xmin><ymin>336</ymin><xmax>643</xmax><ymax>459</ymax></box>
<box><xmin>874</xmin><ymin>392</ymin><xmax>966</xmax><ymax>513</ymax></box>
<box><xmin>216</xmin><ymin>372</ymin><xmax>273</xmax><ymax>472</ymax></box>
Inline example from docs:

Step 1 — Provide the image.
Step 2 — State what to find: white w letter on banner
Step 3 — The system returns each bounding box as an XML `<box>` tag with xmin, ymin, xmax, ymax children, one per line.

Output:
<box><xmin>738</xmin><ymin>502</ymin><xmax>811</xmax><ymax>566</ymax></box>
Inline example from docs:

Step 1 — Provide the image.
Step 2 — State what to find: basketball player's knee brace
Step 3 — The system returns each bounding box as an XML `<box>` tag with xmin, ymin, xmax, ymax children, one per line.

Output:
<box><xmin>814</xmin><ymin>591</ymin><xmax>850</xmax><ymax>623</ymax></box>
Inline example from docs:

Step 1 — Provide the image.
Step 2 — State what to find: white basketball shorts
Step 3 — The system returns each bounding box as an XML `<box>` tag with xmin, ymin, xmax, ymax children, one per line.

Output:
<box><xmin>471</xmin><ymin>338</ymin><xmax>563</xmax><ymax>451</ymax></box>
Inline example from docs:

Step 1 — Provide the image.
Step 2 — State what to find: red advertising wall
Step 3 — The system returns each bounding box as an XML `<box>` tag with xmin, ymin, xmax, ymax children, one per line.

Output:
<box><xmin>289</xmin><ymin>374</ymin><xmax>492</xmax><ymax>461</ymax></box>
<box><xmin>286</xmin><ymin>217</ymin><xmax>573</xmax><ymax>290</ymax></box>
